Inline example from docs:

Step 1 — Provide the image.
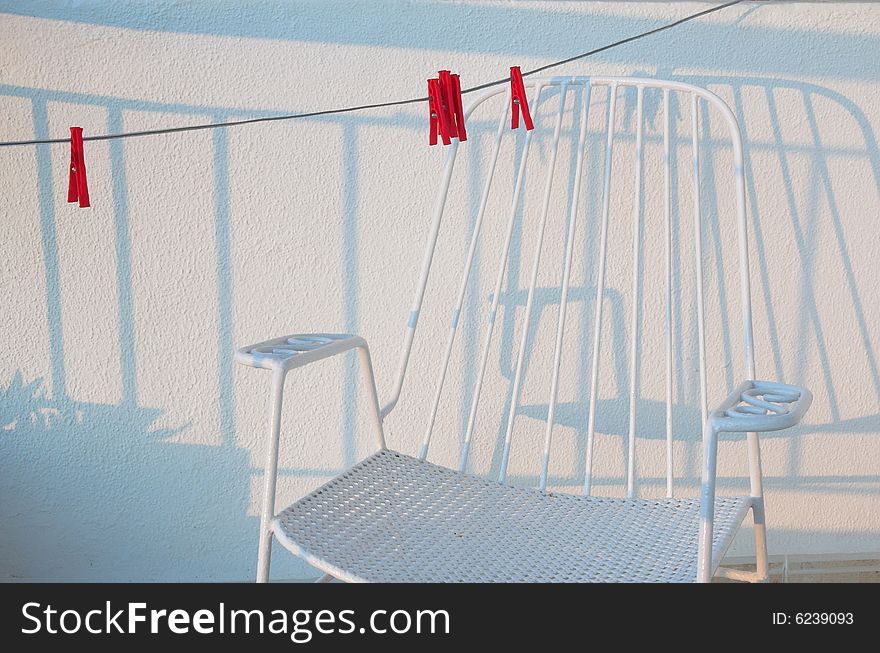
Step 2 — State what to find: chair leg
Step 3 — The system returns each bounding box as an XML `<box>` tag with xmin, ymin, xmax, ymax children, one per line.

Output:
<box><xmin>752</xmin><ymin>498</ymin><xmax>770</xmax><ymax>582</ymax></box>
<box><xmin>257</xmin><ymin>369</ymin><xmax>286</xmax><ymax>583</ymax></box>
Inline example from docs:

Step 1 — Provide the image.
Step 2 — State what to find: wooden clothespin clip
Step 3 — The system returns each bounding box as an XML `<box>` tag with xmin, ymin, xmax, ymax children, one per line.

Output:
<box><xmin>67</xmin><ymin>127</ymin><xmax>90</xmax><ymax>208</ymax></box>
<box><xmin>509</xmin><ymin>66</ymin><xmax>534</xmax><ymax>131</ymax></box>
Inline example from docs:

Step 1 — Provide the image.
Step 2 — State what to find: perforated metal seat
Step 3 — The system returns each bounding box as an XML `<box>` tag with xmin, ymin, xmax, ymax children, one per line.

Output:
<box><xmin>273</xmin><ymin>450</ymin><xmax>751</xmax><ymax>583</ymax></box>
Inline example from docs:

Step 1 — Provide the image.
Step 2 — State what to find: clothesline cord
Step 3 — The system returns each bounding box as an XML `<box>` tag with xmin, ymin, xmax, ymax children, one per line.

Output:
<box><xmin>0</xmin><ymin>0</ymin><xmax>743</xmax><ymax>148</ymax></box>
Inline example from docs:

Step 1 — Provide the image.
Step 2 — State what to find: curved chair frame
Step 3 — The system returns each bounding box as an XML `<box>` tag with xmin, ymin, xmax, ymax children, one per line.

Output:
<box><xmin>237</xmin><ymin>76</ymin><xmax>811</xmax><ymax>583</ymax></box>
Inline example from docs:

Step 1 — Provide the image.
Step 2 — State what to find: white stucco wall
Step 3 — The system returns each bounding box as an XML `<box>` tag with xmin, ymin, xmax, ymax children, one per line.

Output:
<box><xmin>1</xmin><ymin>1</ymin><xmax>878</xmax><ymax>581</ymax></box>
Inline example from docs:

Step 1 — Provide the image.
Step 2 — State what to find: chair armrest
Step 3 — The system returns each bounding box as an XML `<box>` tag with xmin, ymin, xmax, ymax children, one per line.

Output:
<box><xmin>696</xmin><ymin>379</ymin><xmax>811</xmax><ymax>582</ymax></box>
<box><xmin>239</xmin><ymin>333</ymin><xmax>386</xmax><ymax>582</ymax></box>
<box><xmin>708</xmin><ymin>379</ymin><xmax>812</xmax><ymax>434</ymax></box>
<box><xmin>235</xmin><ymin>333</ymin><xmax>366</xmax><ymax>373</ymax></box>
<box><xmin>236</xmin><ymin>331</ymin><xmax>385</xmax><ymax>451</ymax></box>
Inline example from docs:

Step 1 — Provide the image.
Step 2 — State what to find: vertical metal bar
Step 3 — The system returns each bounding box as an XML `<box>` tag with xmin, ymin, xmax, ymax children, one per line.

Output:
<box><xmin>584</xmin><ymin>83</ymin><xmax>618</xmax><ymax>495</ymax></box>
<box><xmin>697</xmin><ymin>420</ymin><xmax>719</xmax><ymax>583</ymax></box>
<box><xmin>257</xmin><ymin>368</ymin><xmax>286</xmax><ymax>583</ymax></box>
<box><xmin>541</xmin><ymin>81</ymin><xmax>592</xmax><ymax>491</ymax></box>
<box><xmin>626</xmin><ymin>86</ymin><xmax>644</xmax><ymax>499</ymax></box>
<box><xmin>421</xmin><ymin>94</ymin><xmax>511</xmax><ymax>459</ymax></box>
<box><xmin>692</xmin><ymin>94</ymin><xmax>712</xmax><ymax>577</ymax></box>
<box><xmin>460</xmin><ymin>84</ymin><xmax>545</xmax><ymax>472</ymax></box>
<box><xmin>752</xmin><ymin>496</ymin><xmax>769</xmax><ymax>581</ymax></box>
<box><xmin>499</xmin><ymin>82</ymin><xmax>570</xmax><ymax>483</ymax></box>
<box><xmin>691</xmin><ymin>86</ymin><xmax>762</xmax><ymax>581</ymax></box>
<box><xmin>663</xmin><ymin>88</ymin><xmax>674</xmax><ymax>498</ymax></box>
<box><xmin>727</xmin><ymin>89</ymin><xmax>764</xmax><ymax>580</ymax></box>
<box><xmin>691</xmin><ymin>93</ymin><xmax>708</xmax><ymax>427</ymax></box>
<box><xmin>357</xmin><ymin>344</ymin><xmax>387</xmax><ymax>450</ymax></box>
<box><xmin>380</xmin><ymin>140</ymin><xmax>461</xmax><ymax>420</ymax></box>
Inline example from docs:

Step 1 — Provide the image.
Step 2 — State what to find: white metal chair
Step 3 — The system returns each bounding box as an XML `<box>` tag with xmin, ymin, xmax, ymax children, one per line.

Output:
<box><xmin>237</xmin><ymin>76</ymin><xmax>811</xmax><ymax>583</ymax></box>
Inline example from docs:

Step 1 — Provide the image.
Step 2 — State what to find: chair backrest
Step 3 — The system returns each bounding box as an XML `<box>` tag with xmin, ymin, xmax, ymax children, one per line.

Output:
<box><xmin>382</xmin><ymin>76</ymin><xmax>756</xmax><ymax>498</ymax></box>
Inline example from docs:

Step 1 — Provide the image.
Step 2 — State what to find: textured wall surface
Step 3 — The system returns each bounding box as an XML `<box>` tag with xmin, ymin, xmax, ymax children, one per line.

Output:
<box><xmin>1</xmin><ymin>1</ymin><xmax>878</xmax><ymax>581</ymax></box>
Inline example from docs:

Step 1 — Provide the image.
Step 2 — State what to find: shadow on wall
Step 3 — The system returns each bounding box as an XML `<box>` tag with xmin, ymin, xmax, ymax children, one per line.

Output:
<box><xmin>508</xmin><ymin>74</ymin><xmax>880</xmax><ymax>492</ymax></box>
<box><xmin>1</xmin><ymin>2</ymin><xmax>879</xmax><ymax>580</ymax></box>
<box><xmin>0</xmin><ymin>87</ymin><xmax>256</xmax><ymax>580</ymax></box>
<box><xmin>0</xmin><ymin>373</ymin><xmax>252</xmax><ymax>581</ymax></box>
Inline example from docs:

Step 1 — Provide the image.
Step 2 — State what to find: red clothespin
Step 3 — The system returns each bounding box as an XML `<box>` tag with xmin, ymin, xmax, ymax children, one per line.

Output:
<box><xmin>67</xmin><ymin>127</ymin><xmax>90</xmax><ymax>208</ymax></box>
<box><xmin>439</xmin><ymin>70</ymin><xmax>467</xmax><ymax>142</ymax></box>
<box><xmin>428</xmin><ymin>70</ymin><xmax>466</xmax><ymax>146</ymax></box>
<box><xmin>427</xmin><ymin>78</ymin><xmax>450</xmax><ymax>145</ymax></box>
<box><xmin>510</xmin><ymin>66</ymin><xmax>534</xmax><ymax>131</ymax></box>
